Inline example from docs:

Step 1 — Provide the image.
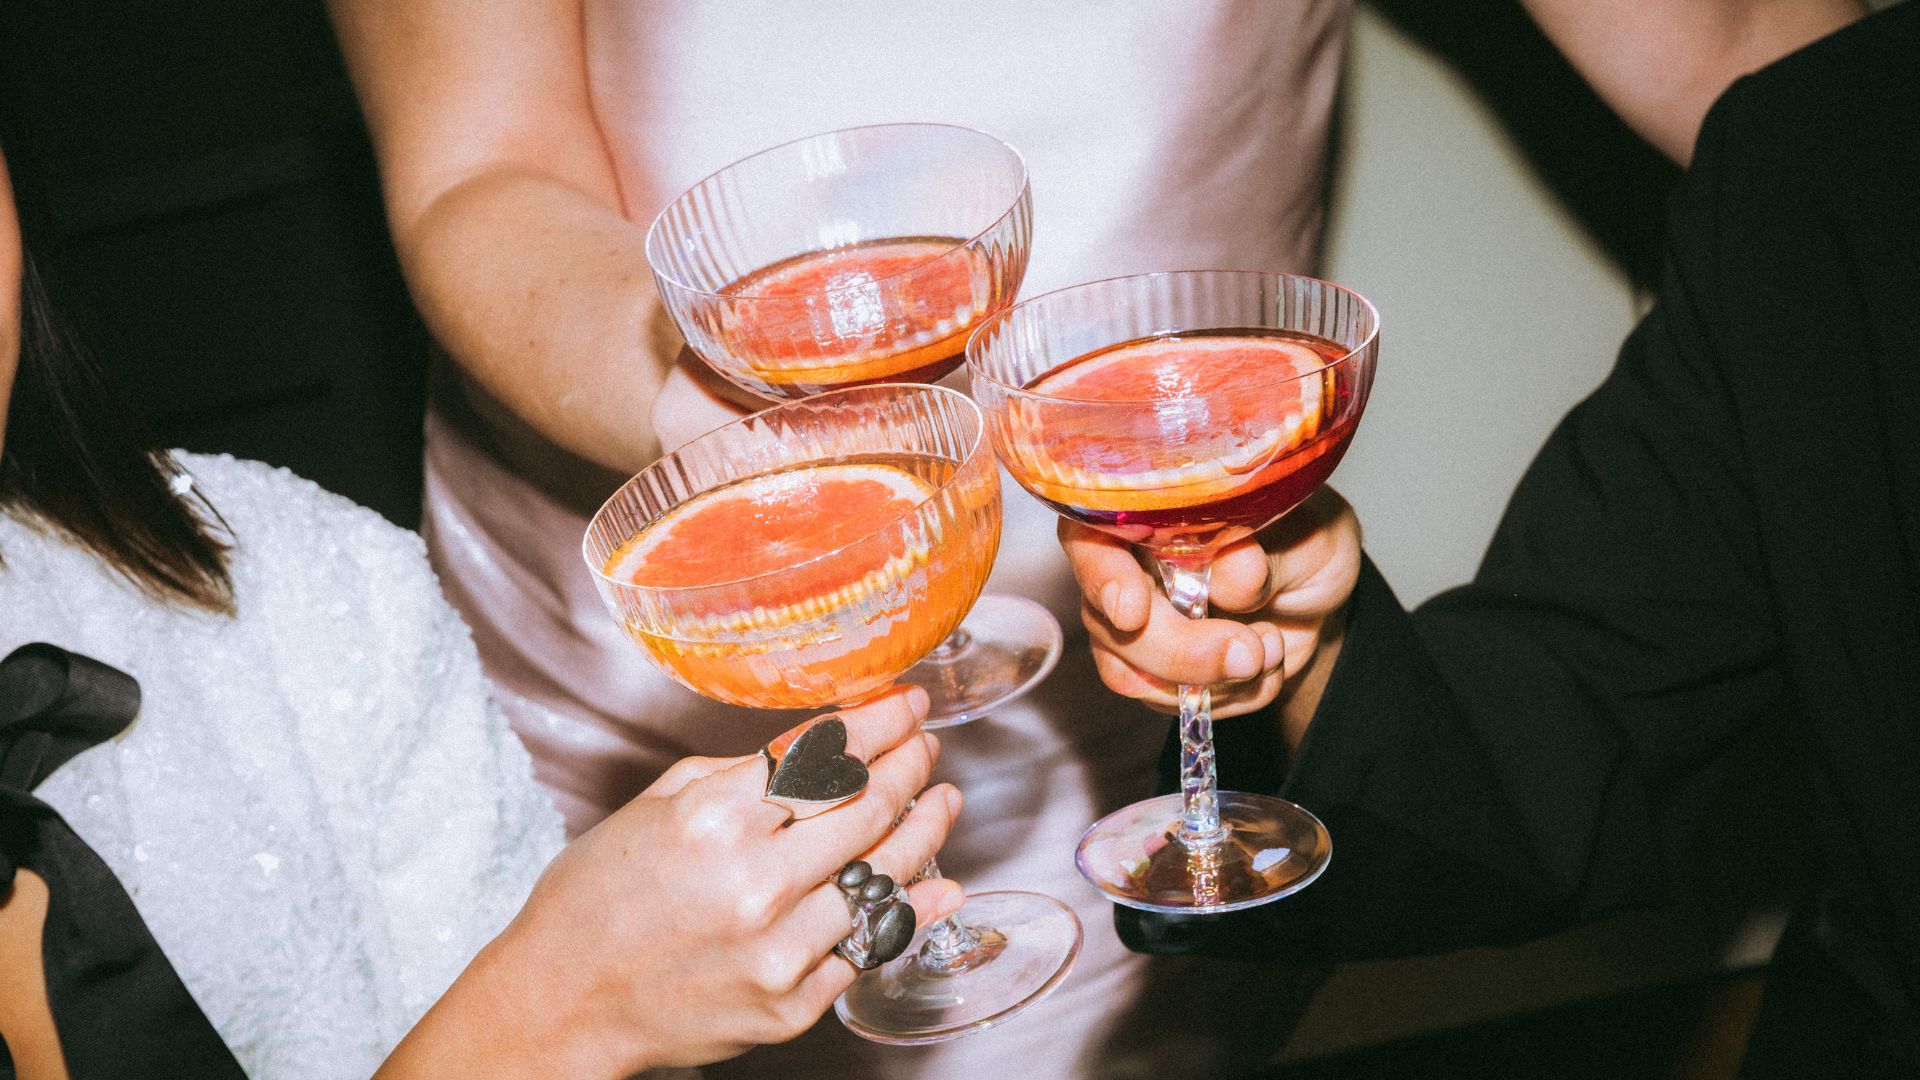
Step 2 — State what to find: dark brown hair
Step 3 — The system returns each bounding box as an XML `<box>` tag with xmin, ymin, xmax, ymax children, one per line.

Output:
<box><xmin>1</xmin><ymin>140</ymin><xmax>235</xmax><ymax>615</ymax></box>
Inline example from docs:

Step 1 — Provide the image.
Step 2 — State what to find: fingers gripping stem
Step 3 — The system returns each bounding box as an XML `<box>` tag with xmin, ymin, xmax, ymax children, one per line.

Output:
<box><xmin>913</xmin><ymin>860</ymin><xmax>983</xmax><ymax>971</ymax></box>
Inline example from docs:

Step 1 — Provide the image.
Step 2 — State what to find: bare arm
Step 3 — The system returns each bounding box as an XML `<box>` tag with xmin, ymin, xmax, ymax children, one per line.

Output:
<box><xmin>327</xmin><ymin>0</ymin><xmax>679</xmax><ymax>474</ymax></box>
<box><xmin>0</xmin><ymin>872</ymin><xmax>69</xmax><ymax>1080</ymax></box>
<box><xmin>1519</xmin><ymin>0</ymin><xmax>1865</xmax><ymax>165</ymax></box>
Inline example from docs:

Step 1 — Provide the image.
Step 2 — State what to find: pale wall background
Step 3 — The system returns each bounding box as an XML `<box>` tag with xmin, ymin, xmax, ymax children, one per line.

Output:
<box><xmin>1321</xmin><ymin>7</ymin><xmax>1640</xmax><ymax>604</ymax></box>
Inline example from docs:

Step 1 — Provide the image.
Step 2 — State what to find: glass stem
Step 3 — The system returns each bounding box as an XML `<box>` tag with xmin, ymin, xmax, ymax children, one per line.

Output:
<box><xmin>914</xmin><ymin>859</ymin><xmax>981</xmax><ymax>971</ymax></box>
<box><xmin>921</xmin><ymin>627</ymin><xmax>975</xmax><ymax>664</ymax></box>
<box><xmin>1156</xmin><ymin>554</ymin><xmax>1226</xmax><ymax>848</ymax></box>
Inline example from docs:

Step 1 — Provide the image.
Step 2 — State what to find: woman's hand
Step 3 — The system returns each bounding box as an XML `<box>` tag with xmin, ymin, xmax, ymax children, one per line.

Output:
<box><xmin>378</xmin><ymin>686</ymin><xmax>961</xmax><ymax>1078</ymax></box>
<box><xmin>1060</xmin><ymin>489</ymin><xmax>1362</xmax><ymax>750</ymax></box>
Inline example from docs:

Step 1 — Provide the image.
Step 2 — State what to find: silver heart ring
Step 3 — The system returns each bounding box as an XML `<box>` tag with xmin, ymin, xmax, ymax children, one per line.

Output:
<box><xmin>761</xmin><ymin>714</ymin><xmax>870</xmax><ymax>820</ymax></box>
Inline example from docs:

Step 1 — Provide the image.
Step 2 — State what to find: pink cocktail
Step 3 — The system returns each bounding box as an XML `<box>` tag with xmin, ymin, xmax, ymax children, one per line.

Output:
<box><xmin>647</xmin><ymin>124</ymin><xmax>1028</xmax><ymax>403</ymax></box>
<box><xmin>971</xmin><ymin>272</ymin><xmax>1380</xmax><ymax>914</ymax></box>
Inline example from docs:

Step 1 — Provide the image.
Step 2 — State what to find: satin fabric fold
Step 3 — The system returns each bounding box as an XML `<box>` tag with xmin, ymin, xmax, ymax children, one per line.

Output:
<box><xmin>1</xmin><ymin>643</ymin><xmax>244</xmax><ymax>1080</ymax></box>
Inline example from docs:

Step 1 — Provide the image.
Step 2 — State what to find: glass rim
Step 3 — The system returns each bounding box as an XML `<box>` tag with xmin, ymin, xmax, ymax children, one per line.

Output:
<box><xmin>964</xmin><ymin>269</ymin><xmax>1380</xmax><ymax>406</ymax></box>
<box><xmin>643</xmin><ymin>121</ymin><xmax>1031</xmax><ymax>303</ymax></box>
<box><xmin>583</xmin><ymin>382</ymin><xmax>987</xmax><ymax>598</ymax></box>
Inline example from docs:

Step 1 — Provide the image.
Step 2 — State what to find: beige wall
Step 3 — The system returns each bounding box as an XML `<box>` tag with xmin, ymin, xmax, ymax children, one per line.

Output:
<box><xmin>1322</xmin><ymin>6</ymin><xmax>1641</xmax><ymax>604</ymax></box>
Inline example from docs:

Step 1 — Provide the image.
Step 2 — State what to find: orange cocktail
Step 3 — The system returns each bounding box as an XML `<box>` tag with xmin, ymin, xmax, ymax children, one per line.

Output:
<box><xmin>646</xmin><ymin>123</ymin><xmax>1030</xmax><ymax>403</ymax></box>
<box><xmin>585</xmin><ymin>385</ymin><xmax>999</xmax><ymax>711</ymax></box>
<box><xmin>716</xmin><ymin>237</ymin><xmax>1004</xmax><ymax>395</ymax></box>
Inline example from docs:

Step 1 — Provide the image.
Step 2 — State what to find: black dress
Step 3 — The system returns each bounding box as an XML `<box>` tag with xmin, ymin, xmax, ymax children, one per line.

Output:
<box><xmin>0</xmin><ymin>1</ymin><xmax>430</xmax><ymax>528</ymax></box>
<box><xmin>1121</xmin><ymin>7</ymin><xmax>1920</xmax><ymax>1077</ymax></box>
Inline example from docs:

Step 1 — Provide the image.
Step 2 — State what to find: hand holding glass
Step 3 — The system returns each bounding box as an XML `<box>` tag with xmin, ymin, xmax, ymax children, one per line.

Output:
<box><xmin>583</xmin><ymin>384</ymin><xmax>1079</xmax><ymax>1042</ymax></box>
<box><xmin>969</xmin><ymin>271</ymin><xmax>1380</xmax><ymax>913</ymax></box>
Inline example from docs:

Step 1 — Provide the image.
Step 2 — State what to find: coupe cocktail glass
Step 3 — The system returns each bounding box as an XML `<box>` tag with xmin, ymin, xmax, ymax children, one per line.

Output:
<box><xmin>584</xmin><ymin>384</ymin><xmax>1080</xmax><ymax>1043</ymax></box>
<box><xmin>968</xmin><ymin>271</ymin><xmax>1380</xmax><ymax>913</ymax></box>
<box><xmin>645</xmin><ymin>122</ymin><xmax>1059</xmax><ymax>728</ymax></box>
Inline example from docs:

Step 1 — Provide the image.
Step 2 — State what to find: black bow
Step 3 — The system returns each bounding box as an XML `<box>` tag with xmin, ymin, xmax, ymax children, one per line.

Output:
<box><xmin>0</xmin><ymin>643</ymin><xmax>247</xmax><ymax>1079</ymax></box>
<box><xmin>1</xmin><ymin>644</ymin><xmax>139</xmax><ymax>888</ymax></box>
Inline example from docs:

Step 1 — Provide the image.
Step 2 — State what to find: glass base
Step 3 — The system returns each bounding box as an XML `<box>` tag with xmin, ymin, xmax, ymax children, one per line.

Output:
<box><xmin>904</xmin><ymin>594</ymin><xmax>1063</xmax><ymax>729</ymax></box>
<box><xmin>836</xmin><ymin>890</ymin><xmax>1082</xmax><ymax>1045</ymax></box>
<box><xmin>1075</xmin><ymin>791</ymin><xmax>1332</xmax><ymax>914</ymax></box>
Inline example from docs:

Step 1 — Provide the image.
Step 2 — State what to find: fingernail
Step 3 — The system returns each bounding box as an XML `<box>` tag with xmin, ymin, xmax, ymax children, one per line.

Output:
<box><xmin>1099</xmin><ymin>581</ymin><xmax>1120</xmax><ymax>619</ymax></box>
<box><xmin>942</xmin><ymin>784</ymin><xmax>964</xmax><ymax>817</ymax></box>
<box><xmin>903</xmin><ymin>684</ymin><xmax>931</xmax><ymax>715</ymax></box>
<box><xmin>1259</xmin><ymin>625</ymin><xmax>1285</xmax><ymax>671</ymax></box>
<box><xmin>1224</xmin><ymin>639</ymin><xmax>1259</xmax><ymax>680</ymax></box>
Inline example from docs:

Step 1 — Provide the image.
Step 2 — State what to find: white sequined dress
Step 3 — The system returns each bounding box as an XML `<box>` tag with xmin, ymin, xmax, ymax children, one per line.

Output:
<box><xmin>1</xmin><ymin>453</ymin><xmax>564</xmax><ymax>1080</ymax></box>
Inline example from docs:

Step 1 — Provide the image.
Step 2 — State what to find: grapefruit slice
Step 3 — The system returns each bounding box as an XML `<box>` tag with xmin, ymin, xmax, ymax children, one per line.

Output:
<box><xmin>1015</xmin><ymin>334</ymin><xmax>1336</xmax><ymax>513</ymax></box>
<box><xmin>606</xmin><ymin>462</ymin><xmax>935</xmax><ymax>634</ymax></box>
<box><xmin>724</xmin><ymin>238</ymin><xmax>986</xmax><ymax>385</ymax></box>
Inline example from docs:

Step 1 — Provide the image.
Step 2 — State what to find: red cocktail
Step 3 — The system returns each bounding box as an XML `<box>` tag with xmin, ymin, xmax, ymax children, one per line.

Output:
<box><xmin>971</xmin><ymin>272</ymin><xmax>1380</xmax><ymax>914</ymax></box>
<box><xmin>1003</xmin><ymin>328</ymin><xmax>1362</xmax><ymax>552</ymax></box>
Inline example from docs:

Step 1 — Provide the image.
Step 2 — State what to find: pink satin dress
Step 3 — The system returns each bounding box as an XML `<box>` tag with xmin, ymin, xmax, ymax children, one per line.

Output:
<box><xmin>424</xmin><ymin>4</ymin><xmax>1350</xmax><ymax>1076</ymax></box>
